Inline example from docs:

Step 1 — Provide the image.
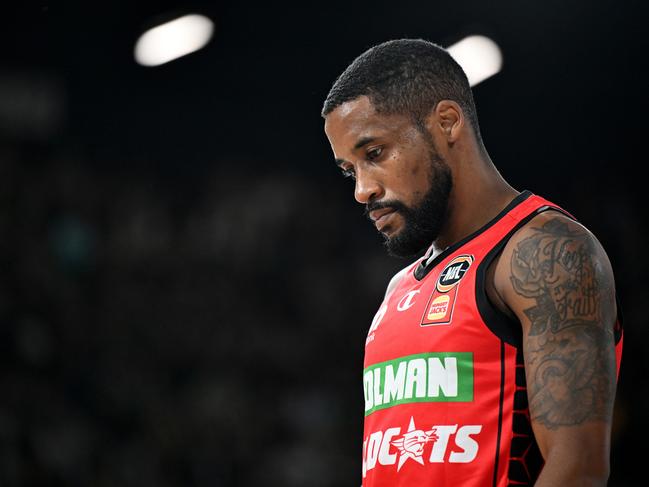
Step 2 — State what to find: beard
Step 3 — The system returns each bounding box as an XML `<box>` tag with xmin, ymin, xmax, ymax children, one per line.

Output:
<box><xmin>367</xmin><ymin>146</ymin><xmax>453</xmax><ymax>258</ymax></box>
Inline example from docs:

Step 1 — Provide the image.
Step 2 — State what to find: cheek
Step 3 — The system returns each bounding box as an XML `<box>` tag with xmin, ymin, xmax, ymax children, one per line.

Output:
<box><xmin>387</xmin><ymin>148</ymin><xmax>431</xmax><ymax>203</ymax></box>
<box><xmin>406</xmin><ymin>146</ymin><xmax>432</xmax><ymax>185</ymax></box>
<box><xmin>390</xmin><ymin>174</ymin><xmax>426</xmax><ymax>208</ymax></box>
<box><xmin>404</xmin><ymin>163</ymin><xmax>430</xmax><ymax>202</ymax></box>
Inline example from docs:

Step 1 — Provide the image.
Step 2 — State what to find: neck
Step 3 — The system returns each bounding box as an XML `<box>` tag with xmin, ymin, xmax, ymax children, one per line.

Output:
<box><xmin>432</xmin><ymin>155</ymin><xmax>518</xmax><ymax>253</ymax></box>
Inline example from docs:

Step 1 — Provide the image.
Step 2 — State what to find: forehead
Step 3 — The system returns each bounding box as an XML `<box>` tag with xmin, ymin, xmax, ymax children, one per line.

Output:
<box><xmin>324</xmin><ymin>96</ymin><xmax>412</xmax><ymax>148</ymax></box>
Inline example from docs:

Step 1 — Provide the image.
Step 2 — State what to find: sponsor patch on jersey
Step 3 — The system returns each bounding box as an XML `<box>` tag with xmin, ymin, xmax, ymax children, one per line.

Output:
<box><xmin>421</xmin><ymin>255</ymin><xmax>473</xmax><ymax>326</ymax></box>
<box><xmin>363</xmin><ymin>352</ymin><xmax>474</xmax><ymax>415</ymax></box>
<box><xmin>421</xmin><ymin>287</ymin><xmax>458</xmax><ymax>326</ymax></box>
<box><xmin>426</xmin><ymin>295</ymin><xmax>451</xmax><ymax>320</ymax></box>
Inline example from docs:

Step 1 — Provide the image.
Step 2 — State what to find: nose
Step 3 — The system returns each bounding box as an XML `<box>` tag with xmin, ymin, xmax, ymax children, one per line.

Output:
<box><xmin>354</xmin><ymin>168</ymin><xmax>383</xmax><ymax>204</ymax></box>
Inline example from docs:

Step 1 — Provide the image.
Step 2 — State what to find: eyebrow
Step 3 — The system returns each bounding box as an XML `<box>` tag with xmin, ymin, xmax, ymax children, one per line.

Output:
<box><xmin>334</xmin><ymin>136</ymin><xmax>377</xmax><ymax>167</ymax></box>
<box><xmin>354</xmin><ymin>136</ymin><xmax>376</xmax><ymax>150</ymax></box>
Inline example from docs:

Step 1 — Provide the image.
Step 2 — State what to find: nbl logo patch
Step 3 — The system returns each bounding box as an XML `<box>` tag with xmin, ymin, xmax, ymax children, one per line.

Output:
<box><xmin>436</xmin><ymin>255</ymin><xmax>473</xmax><ymax>292</ymax></box>
<box><xmin>421</xmin><ymin>255</ymin><xmax>473</xmax><ymax>326</ymax></box>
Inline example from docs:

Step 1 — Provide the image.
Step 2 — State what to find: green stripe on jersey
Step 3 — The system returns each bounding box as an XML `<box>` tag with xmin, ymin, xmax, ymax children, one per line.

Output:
<box><xmin>363</xmin><ymin>352</ymin><xmax>473</xmax><ymax>416</ymax></box>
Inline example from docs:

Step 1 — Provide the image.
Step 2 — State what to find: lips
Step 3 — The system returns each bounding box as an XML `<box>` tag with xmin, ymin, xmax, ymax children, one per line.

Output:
<box><xmin>369</xmin><ymin>207</ymin><xmax>397</xmax><ymax>231</ymax></box>
<box><xmin>369</xmin><ymin>207</ymin><xmax>395</xmax><ymax>222</ymax></box>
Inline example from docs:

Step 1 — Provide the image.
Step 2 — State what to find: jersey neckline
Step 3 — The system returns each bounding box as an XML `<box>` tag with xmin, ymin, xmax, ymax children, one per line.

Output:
<box><xmin>413</xmin><ymin>190</ymin><xmax>533</xmax><ymax>281</ymax></box>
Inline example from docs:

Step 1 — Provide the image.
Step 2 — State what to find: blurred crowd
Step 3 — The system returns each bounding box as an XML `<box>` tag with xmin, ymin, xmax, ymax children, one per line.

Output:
<box><xmin>0</xmin><ymin>142</ymin><xmax>646</xmax><ymax>486</ymax></box>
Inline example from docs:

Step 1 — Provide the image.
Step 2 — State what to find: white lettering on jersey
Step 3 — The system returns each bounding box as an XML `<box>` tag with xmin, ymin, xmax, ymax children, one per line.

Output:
<box><xmin>361</xmin><ymin>419</ymin><xmax>483</xmax><ymax>477</ymax></box>
<box><xmin>449</xmin><ymin>425</ymin><xmax>482</xmax><ymax>463</ymax></box>
<box><xmin>364</xmin><ymin>355</ymin><xmax>464</xmax><ymax>413</ymax></box>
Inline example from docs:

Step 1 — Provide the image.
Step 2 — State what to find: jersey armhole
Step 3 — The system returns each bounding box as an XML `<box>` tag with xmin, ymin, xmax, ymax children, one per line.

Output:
<box><xmin>475</xmin><ymin>206</ymin><xmax>572</xmax><ymax>347</ymax></box>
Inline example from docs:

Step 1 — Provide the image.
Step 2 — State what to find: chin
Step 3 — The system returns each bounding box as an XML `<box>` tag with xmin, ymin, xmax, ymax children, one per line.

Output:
<box><xmin>378</xmin><ymin>214</ymin><xmax>405</xmax><ymax>237</ymax></box>
<box><xmin>383</xmin><ymin>225</ymin><xmax>435</xmax><ymax>258</ymax></box>
<box><xmin>380</xmin><ymin>224</ymin><xmax>401</xmax><ymax>239</ymax></box>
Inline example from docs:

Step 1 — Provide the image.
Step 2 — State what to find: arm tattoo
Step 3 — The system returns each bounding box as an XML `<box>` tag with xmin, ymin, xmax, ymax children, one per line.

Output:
<box><xmin>510</xmin><ymin>218</ymin><xmax>616</xmax><ymax>429</ymax></box>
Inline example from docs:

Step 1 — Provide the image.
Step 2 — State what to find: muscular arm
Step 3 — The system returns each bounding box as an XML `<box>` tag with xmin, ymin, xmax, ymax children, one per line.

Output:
<box><xmin>496</xmin><ymin>213</ymin><xmax>617</xmax><ymax>485</ymax></box>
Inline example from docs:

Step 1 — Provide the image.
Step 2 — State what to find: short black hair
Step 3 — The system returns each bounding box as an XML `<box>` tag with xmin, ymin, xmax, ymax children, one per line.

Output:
<box><xmin>322</xmin><ymin>39</ymin><xmax>482</xmax><ymax>141</ymax></box>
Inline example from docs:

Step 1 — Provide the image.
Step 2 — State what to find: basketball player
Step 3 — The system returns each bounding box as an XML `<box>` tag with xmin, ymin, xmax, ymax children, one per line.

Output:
<box><xmin>322</xmin><ymin>39</ymin><xmax>623</xmax><ymax>486</ymax></box>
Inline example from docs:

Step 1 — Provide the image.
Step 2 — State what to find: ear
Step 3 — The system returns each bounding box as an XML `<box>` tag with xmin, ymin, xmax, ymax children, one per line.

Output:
<box><xmin>425</xmin><ymin>100</ymin><xmax>464</xmax><ymax>144</ymax></box>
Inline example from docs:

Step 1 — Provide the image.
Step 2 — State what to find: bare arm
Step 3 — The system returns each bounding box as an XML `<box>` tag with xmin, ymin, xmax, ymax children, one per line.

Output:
<box><xmin>496</xmin><ymin>213</ymin><xmax>617</xmax><ymax>485</ymax></box>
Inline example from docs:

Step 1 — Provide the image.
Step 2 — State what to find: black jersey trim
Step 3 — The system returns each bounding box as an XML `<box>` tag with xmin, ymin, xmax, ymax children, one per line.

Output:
<box><xmin>614</xmin><ymin>294</ymin><xmax>624</xmax><ymax>345</ymax></box>
<box><xmin>475</xmin><ymin>205</ymin><xmax>573</xmax><ymax>347</ymax></box>
<box><xmin>492</xmin><ymin>340</ymin><xmax>505</xmax><ymax>487</ymax></box>
<box><xmin>508</xmin><ymin>347</ymin><xmax>544</xmax><ymax>485</ymax></box>
<box><xmin>414</xmin><ymin>190</ymin><xmax>533</xmax><ymax>281</ymax></box>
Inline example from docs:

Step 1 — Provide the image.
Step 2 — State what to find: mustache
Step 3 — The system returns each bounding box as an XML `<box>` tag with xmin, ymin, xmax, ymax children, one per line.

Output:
<box><xmin>364</xmin><ymin>200</ymin><xmax>410</xmax><ymax>219</ymax></box>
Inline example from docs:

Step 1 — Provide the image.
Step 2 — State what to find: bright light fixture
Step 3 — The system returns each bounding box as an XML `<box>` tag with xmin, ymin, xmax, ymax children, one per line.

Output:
<box><xmin>446</xmin><ymin>35</ymin><xmax>503</xmax><ymax>87</ymax></box>
<box><xmin>134</xmin><ymin>14</ymin><xmax>214</xmax><ymax>67</ymax></box>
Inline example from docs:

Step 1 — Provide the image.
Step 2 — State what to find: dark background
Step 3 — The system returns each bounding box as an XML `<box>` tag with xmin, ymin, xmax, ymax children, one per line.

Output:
<box><xmin>1</xmin><ymin>1</ymin><xmax>647</xmax><ymax>485</ymax></box>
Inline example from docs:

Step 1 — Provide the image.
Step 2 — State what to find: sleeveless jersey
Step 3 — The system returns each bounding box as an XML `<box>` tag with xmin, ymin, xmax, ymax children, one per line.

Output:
<box><xmin>361</xmin><ymin>190</ymin><xmax>624</xmax><ymax>486</ymax></box>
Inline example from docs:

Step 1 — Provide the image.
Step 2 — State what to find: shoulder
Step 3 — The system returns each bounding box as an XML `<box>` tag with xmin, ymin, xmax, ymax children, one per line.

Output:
<box><xmin>384</xmin><ymin>263</ymin><xmax>416</xmax><ymax>300</ymax></box>
<box><xmin>499</xmin><ymin>209</ymin><xmax>612</xmax><ymax>277</ymax></box>
<box><xmin>492</xmin><ymin>209</ymin><xmax>616</xmax><ymax>330</ymax></box>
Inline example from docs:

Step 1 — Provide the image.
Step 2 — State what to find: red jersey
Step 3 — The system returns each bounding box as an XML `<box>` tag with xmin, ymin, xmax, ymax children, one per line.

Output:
<box><xmin>361</xmin><ymin>191</ymin><xmax>623</xmax><ymax>486</ymax></box>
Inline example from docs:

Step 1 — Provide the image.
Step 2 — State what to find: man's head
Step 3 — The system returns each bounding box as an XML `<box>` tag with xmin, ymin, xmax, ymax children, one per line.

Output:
<box><xmin>322</xmin><ymin>39</ymin><xmax>480</xmax><ymax>257</ymax></box>
<box><xmin>322</xmin><ymin>38</ymin><xmax>481</xmax><ymax>142</ymax></box>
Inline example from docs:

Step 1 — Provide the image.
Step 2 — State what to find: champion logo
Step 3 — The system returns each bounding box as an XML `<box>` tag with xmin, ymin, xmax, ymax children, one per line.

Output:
<box><xmin>397</xmin><ymin>290</ymin><xmax>420</xmax><ymax>311</ymax></box>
